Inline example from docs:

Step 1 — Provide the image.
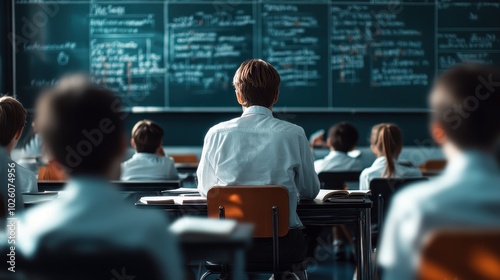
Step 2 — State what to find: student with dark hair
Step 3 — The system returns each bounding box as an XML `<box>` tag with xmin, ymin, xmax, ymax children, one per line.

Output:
<box><xmin>0</xmin><ymin>96</ymin><xmax>37</xmax><ymax>193</ymax></box>
<box><xmin>359</xmin><ymin>123</ymin><xmax>421</xmax><ymax>190</ymax></box>
<box><xmin>121</xmin><ymin>119</ymin><xmax>178</xmax><ymax>181</ymax></box>
<box><xmin>18</xmin><ymin>84</ymin><xmax>183</xmax><ymax>279</ymax></box>
<box><xmin>197</xmin><ymin>59</ymin><xmax>320</xmax><ymax>267</ymax></box>
<box><xmin>378</xmin><ymin>64</ymin><xmax>500</xmax><ymax>279</ymax></box>
<box><xmin>313</xmin><ymin>122</ymin><xmax>363</xmax><ymax>173</ymax></box>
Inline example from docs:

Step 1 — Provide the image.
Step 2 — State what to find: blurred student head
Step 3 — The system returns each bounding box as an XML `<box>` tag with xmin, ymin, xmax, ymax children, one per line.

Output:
<box><xmin>430</xmin><ymin>64</ymin><xmax>500</xmax><ymax>152</ymax></box>
<box><xmin>233</xmin><ymin>59</ymin><xmax>281</xmax><ymax>109</ymax></box>
<box><xmin>0</xmin><ymin>96</ymin><xmax>27</xmax><ymax>154</ymax></box>
<box><xmin>131</xmin><ymin>120</ymin><xmax>164</xmax><ymax>154</ymax></box>
<box><xmin>37</xmin><ymin>84</ymin><xmax>125</xmax><ymax>178</ymax></box>
<box><xmin>327</xmin><ymin>122</ymin><xmax>359</xmax><ymax>153</ymax></box>
<box><xmin>370</xmin><ymin>123</ymin><xmax>403</xmax><ymax>178</ymax></box>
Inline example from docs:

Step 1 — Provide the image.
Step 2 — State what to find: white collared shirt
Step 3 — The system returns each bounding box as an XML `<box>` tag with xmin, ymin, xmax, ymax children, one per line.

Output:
<box><xmin>197</xmin><ymin>106</ymin><xmax>320</xmax><ymax>228</ymax></box>
<box><xmin>121</xmin><ymin>153</ymin><xmax>178</xmax><ymax>181</ymax></box>
<box><xmin>16</xmin><ymin>159</ymin><xmax>38</xmax><ymax>193</ymax></box>
<box><xmin>359</xmin><ymin>156</ymin><xmax>422</xmax><ymax>190</ymax></box>
<box><xmin>314</xmin><ymin>150</ymin><xmax>364</xmax><ymax>174</ymax></box>
<box><xmin>18</xmin><ymin>177</ymin><xmax>184</xmax><ymax>280</ymax></box>
<box><xmin>378</xmin><ymin>151</ymin><xmax>500</xmax><ymax>280</ymax></box>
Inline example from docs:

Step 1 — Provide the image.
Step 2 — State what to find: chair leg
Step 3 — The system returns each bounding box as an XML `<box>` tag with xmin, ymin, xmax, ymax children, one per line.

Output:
<box><xmin>200</xmin><ymin>271</ymin><xmax>214</xmax><ymax>280</ymax></box>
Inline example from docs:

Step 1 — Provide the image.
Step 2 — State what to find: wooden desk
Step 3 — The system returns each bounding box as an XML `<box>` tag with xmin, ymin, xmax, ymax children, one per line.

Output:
<box><xmin>136</xmin><ymin>198</ymin><xmax>373</xmax><ymax>280</ymax></box>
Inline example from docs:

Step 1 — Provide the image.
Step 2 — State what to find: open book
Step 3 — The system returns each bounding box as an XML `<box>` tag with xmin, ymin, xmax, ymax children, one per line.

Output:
<box><xmin>140</xmin><ymin>196</ymin><xmax>207</xmax><ymax>205</ymax></box>
<box><xmin>316</xmin><ymin>189</ymin><xmax>370</xmax><ymax>202</ymax></box>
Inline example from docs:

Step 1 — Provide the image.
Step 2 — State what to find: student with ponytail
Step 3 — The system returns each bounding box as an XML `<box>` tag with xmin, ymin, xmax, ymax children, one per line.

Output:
<box><xmin>359</xmin><ymin>123</ymin><xmax>422</xmax><ymax>190</ymax></box>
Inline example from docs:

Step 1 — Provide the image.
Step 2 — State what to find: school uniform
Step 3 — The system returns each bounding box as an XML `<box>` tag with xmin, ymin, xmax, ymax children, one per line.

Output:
<box><xmin>378</xmin><ymin>151</ymin><xmax>500</xmax><ymax>280</ymax></box>
<box><xmin>21</xmin><ymin>133</ymin><xmax>43</xmax><ymax>157</ymax></box>
<box><xmin>314</xmin><ymin>150</ymin><xmax>364</xmax><ymax>173</ymax></box>
<box><xmin>121</xmin><ymin>153</ymin><xmax>178</xmax><ymax>181</ymax></box>
<box><xmin>197</xmin><ymin>105</ymin><xmax>320</xmax><ymax>264</ymax></box>
<box><xmin>18</xmin><ymin>177</ymin><xmax>184</xmax><ymax>280</ymax></box>
<box><xmin>359</xmin><ymin>156</ymin><xmax>422</xmax><ymax>190</ymax></box>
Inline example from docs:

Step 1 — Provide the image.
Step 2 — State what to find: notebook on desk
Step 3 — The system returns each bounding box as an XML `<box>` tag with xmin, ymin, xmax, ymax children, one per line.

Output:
<box><xmin>170</xmin><ymin>217</ymin><xmax>236</xmax><ymax>239</ymax></box>
<box><xmin>139</xmin><ymin>196</ymin><xmax>207</xmax><ymax>205</ymax></box>
<box><xmin>316</xmin><ymin>189</ymin><xmax>370</xmax><ymax>203</ymax></box>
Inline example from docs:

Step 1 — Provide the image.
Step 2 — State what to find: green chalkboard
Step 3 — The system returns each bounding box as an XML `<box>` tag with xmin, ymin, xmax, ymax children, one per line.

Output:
<box><xmin>9</xmin><ymin>0</ymin><xmax>500</xmax><ymax>110</ymax></box>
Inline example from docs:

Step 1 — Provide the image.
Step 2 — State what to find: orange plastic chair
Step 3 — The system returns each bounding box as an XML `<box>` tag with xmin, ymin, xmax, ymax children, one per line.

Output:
<box><xmin>38</xmin><ymin>161</ymin><xmax>66</xmax><ymax>181</ymax></box>
<box><xmin>204</xmin><ymin>186</ymin><xmax>307</xmax><ymax>279</ymax></box>
<box><xmin>169</xmin><ymin>154</ymin><xmax>198</xmax><ymax>164</ymax></box>
<box><xmin>419</xmin><ymin>229</ymin><xmax>500</xmax><ymax>280</ymax></box>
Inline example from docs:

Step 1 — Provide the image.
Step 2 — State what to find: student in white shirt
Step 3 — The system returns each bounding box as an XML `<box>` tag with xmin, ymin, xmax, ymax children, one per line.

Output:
<box><xmin>121</xmin><ymin>120</ymin><xmax>178</xmax><ymax>181</ymax></box>
<box><xmin>359</xmin><ymin>123</ymin><xmax>422</xmax><ymax>190</ymax></box>
<box><xmin>313</xmin><ymin>122</ymin><xmax>364</xmax><ymax>173</ymax></box>
<box><xmin>0</xmin><ymin>96</ymin><xmax>38</xmax><ymax>193</ymax></box>
<box><xmin>18</xmin><ymin>84</ymin><xmax>183</xmax><ymax>279</ymax></box>
<box><xmin>378</xmin><ymin>64</ymin><xmax>500</xmax><ymax>280</ymax></box>
<box><xmin>197</xmin><ymin>59</ymin><xmax>320</xmax><ymax>266</ymax></box>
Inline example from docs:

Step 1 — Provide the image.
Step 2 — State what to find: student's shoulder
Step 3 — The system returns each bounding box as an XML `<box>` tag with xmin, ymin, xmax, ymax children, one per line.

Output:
<box><xmin>15</xmin><ymin>161</ymin><xmax>37</xmax><ymax>179</ymax></box>
<box><xmin>390</xmin><ymin>179</ymin><xmax>438</xmax><ymax>211</ymax></box>
<box><xmin>206</xmin><ymin>118</ymin><xmax>240</xmax><ymax>135</ymax></box>
<box><xmin>271</xmin><ymin>118</ymin><xmax>306</xmax><ymax>136</ymax></box>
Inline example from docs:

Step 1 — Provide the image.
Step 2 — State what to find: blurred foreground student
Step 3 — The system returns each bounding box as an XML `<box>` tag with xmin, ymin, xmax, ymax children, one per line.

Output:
<box><xmin>313</xmin><ymin>122</ymin><xmax>363</xmax><ymax>173</ymax></box>
<box><xmin>18</xmin><ymin>85</ymin><xmax>183</xmax><ymax>279</ymax></box>
<box><xmin>197</xmin><ymin>59</ymin><xmax>320</xmax><ymax>265</ymax></box>
<box><xmin>0</xmin><ymin>96</ymin><xmax>38</xmax><ymax>193</ymax></box>
<box><xmin>378</xmin><ymin>64</ymin><xmax>500</xmax><ymax>279</ymax></box>
<box><xmin>359</xmin><ymin>123</ymin><xmax>421</xmax><ymax>190</ymax></box>
<box><xmin>121</xmin><ymin>120</ymin><xmax>178</xmax><ymax>181</ymax></box>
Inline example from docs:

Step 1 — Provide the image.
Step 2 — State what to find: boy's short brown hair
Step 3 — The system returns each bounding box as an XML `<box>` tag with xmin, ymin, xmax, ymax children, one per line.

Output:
<box><xmin>328</xmin><ymin>122</ymin><xmax>359</xmax><ymax>153</ymax></box>
<box><xmin>132</xmin><ymin>120</ymin><xmax>164</xmax><ymax>153</ymax></box>
<box><xmin>233</xmin><ymin>59</ymin><xmax>281</xmax><ymax>108</ymax></box>
<box><xmin>0</xmin><ymin>96</ymin><xmax>27</xmax><ymax>146</ymax></box>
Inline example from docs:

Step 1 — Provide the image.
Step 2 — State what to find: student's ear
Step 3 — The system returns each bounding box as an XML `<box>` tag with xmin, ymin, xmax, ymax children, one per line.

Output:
<box><xmin>431</xmin><ymin>121</ymin><xmax>447</xmax><ymax>146</ymax></box>
<box><xmin>326</xmin><ymin>137</ymin><xmax>332</xmax><ymax>148</ymax></box>
<box><xmin>14</xmin><ymin>127</ymin><xmax>24</xmax><ymax>141</ymax></box>
<box><xmin>235</xmin><ymin>91</ymin><xmax>244</xmax><ymax>105</ymax></box>
<box><xmin>130</xmin><ymin>138</ymin><xmax>136</xmax><ymax>149</ymax></box>
<box><xmin>273</xmin><ymin>91</ymin><xmax>280</xmax><ymax>105</ymax></box>
<box><xmin>370</xmin><ymin>144</ymin><xmax>379</xmax><ymax>156</ymax></box>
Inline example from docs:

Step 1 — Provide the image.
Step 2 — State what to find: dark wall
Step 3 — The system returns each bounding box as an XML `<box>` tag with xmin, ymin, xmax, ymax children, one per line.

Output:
<box><xmin>0</xmin><ymin>0</ymin><xmax>13</xmax><ymax>95</ymax></box>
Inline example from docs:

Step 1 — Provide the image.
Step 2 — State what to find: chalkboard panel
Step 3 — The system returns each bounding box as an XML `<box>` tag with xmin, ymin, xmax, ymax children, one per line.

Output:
<box><xmin>10</xmin><ymin>1</ymin><xmax>500</xmax><ymax>111</ymax></box>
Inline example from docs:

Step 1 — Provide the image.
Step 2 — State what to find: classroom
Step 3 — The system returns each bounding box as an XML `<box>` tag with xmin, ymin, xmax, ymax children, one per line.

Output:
<box><xmin>1</xmin><ymin>1</ymin><xmax>500</xmax><ymax>280</ymax></box>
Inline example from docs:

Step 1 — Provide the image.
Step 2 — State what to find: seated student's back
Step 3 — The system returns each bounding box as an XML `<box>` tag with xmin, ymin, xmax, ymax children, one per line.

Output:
<box><xmin>313</xmin><ymin>122</ymin><xmax>363</xmax><ymax>173</ymax></box>
<box><xmin>197</xmin><ymin>59</ymin><xmax>320</xmax><ymax>265</ymax></box>
<box><xmin>121</xmin><ymin>120</ymin><xmax>178</xmax><ymax>181</ymax></box>
<box><xmin>359</xmin><ymin>123</ymin><xmax>421</xmax><ymax>190</ymax></box>
<box><xmin>18</xmin><ymin>84</ymin><xmax>183</xmax><ymax>279</ymax></box>
<box><xmin>0</xmin><ymin>96</ymin><xmax>38</xmax><ymax>193</ymax></box>
<box><xmin>378</xmin><ymin>64</ymin><xmax>500</xmax><ymax>280</ymax></box>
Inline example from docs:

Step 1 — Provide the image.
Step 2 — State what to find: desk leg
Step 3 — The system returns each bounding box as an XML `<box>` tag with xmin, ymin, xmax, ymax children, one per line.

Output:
<box><xmin>357</xmin><ymin>208</ymin><xmax>372</xmax><ymax>280</ymax></box>
<box><xmin>364</xmin><ymin>208</ymin><xmax>373</xmax><ymax>280</ymax></box>
<box><xmin>233</xmin><ymin>249</ymin><xmax>246</xmax><ymax>280</ymax></box>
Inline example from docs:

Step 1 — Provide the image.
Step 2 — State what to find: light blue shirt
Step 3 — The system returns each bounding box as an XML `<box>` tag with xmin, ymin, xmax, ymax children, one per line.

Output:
<box><xmin>378</xmin><ymin>151</ymin><xmax>500</xmax><ymax>280</ymax></box>
<box><xmin>197</xmin><ymin>106</ymin><xmax>320</xmax><ymax>228</ymax></box>
<box><xmin>314</xmin><ymin>150</ymin><xmax>364</xmax><ymax>174</ymax></box>
<box><xmin>121</xmin><ymin>153</ymin><xmax>178</xmax><ymax>181</ymax></box>
<box><xmin>16</xmin><ymin>161</ymin><xmax>38</xmax><ymax>193</ymax></box>
<box><xmin>359</xmin><ymin>156</ymin><xmax>422</xmax><ymax>190</ymax></box>
<box><xmin>18</xmin><ymin>177</ymin><xmax>184</xmax><ymax>280</ymax></box>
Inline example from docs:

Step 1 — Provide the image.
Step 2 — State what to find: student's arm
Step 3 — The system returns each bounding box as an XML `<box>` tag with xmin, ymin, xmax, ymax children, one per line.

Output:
<box><xmin>296</xmin><ymin>133</ymin><xmax>320</xmax><ymax>200</ymax></box>
<box><xmin>359</xmin><ymin>169</ymin><xmax>369</xmax><ymax>190</ymax></box>
<box><xmin>196</xmin><ymin>132</ymin><xmax>218</xmax><ymax>197</ymax></box>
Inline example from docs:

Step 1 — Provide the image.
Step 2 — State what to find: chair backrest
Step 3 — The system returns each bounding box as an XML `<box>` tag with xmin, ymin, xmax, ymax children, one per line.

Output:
<box><xmin>419</xmin><ymin>229</ymin><xmax>500</xmax><ymax>280</ymax></box>
<box><xmin>419</xmin><ymin>159</ymin><xmax>447</xmax><ymax>171</ymax></box>
<box><xmin>369</xmin><ymin>177</ymin><xmax>428</xmax><ymax>228</ymax></box>
<box><xmin>207</xmin><ymin>186</ymin><xmax>289</xmax><ymax>238</ymax></box>
<box><xmin>170</xmin><ymin>154</ymin><xmax>198</xmax><ymax>163</ymax></box>
<box><xmin>318</xmin><ymin>171</ymin><xmax>362</xmax><ymax>190</ymax></box>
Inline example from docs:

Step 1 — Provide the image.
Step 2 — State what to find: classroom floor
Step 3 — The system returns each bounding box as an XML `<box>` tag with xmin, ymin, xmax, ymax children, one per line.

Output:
<box><xmin>192</xmin><ymin>245</ymin><xmax>357</xmax><ymax>280</ymax></box>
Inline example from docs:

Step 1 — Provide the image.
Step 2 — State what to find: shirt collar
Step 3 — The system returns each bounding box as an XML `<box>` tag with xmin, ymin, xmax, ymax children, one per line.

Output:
<box><xmin>444</xmin><ymin>150</ymin><xmax>499</xmax><ymax>175</ymax></box>
<box><xmin>325</xmin><ymin>150</ymin><xmax>347</xmax><ymax>159</ymax></box>
<box><xmin>62</xmin><ymin>176</ymin><xmax>118</xmax><ymax>200</ymax></box>
<box><xmin>133</xmin><ymin>152</ymin><xmax>159</xmax><ymax>158</ymax></box>
<box><xmin>241</xmin><ymin>106</ymin><xmax>273</xmax><ymax>118</ymax></box>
